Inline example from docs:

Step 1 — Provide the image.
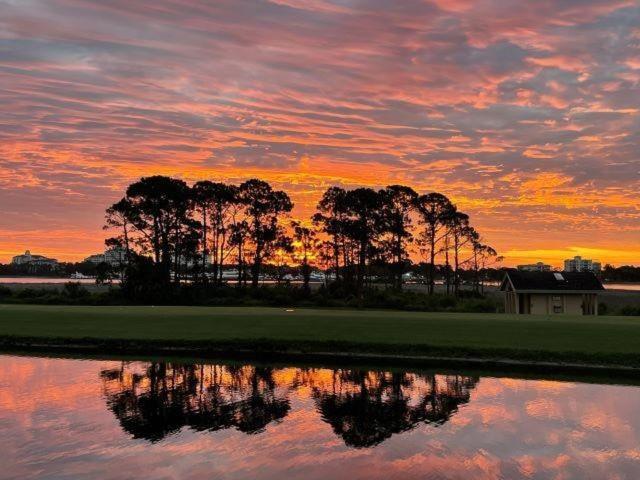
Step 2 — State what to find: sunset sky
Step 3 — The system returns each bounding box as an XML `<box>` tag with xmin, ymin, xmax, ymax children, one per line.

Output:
<box><xmin>1</xmin><ymin>0</ymin><xmax>639</xmax><ymax>267</ymax></box>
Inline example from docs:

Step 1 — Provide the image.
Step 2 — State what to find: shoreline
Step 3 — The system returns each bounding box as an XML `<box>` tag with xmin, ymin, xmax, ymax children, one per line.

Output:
<box><xmin>2</xmin><ymin>335</ymin><xmax>640</xmax><ymax>376</ymax></box>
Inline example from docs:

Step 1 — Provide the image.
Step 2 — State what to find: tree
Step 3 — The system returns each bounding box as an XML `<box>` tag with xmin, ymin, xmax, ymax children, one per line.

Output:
<box><xmin>470</xmin><ymin>239</ymin><xmax>502</xmax><ymax>294</ymax></box>
<box><xmin>104</xmin><ymin>198</ymin><xmax>135</xmax><ymax>265</ymax></box>
<box><xmin>105</xmin><ymin>176</ymin><xmax>197</xmax><ymax>287</ymax></box>
<box><xmin>445</xmin><ymin>210</ymin><xmax>475</xmax><ymax>296</ymax></box>
<box><xmin>95</xmin><ymin>261</ymin><xmax>113</xmax><ymax>285</ymax></box>
<box><xmin>229</xmin><ymin>220</ymin><xmax>250</xmax><ymax>287</ymax></box>
<box><xmin>313</xmin><ymin>187</ymin><xmax>348</xmax><ymax>281</ymax></box>
<box><xmin>192</xmin><ymin>181</ymin><xmax>237</xmax><ymax>284</ymax></box>
<box><xmin>379</xmin><ymin>185</ymin><xmax>418</xmax><ymax>290</ymax></box>
<box><xmin>291</xmin><ymin>221</ymin><xmax>320</xmax><ymax>293</ymax></box>
<box><xmin>238</xmin><ymin>179</ymin><xmax>293</xmax><ymax>288</ymax></box>
<box><xmin>415</xmin><ymin>193</ymin><xmax>455</xmax><ymax>294</ymax></box>
<box><xmin>342</xmin><ymin>188</ymin><xmax>385</xmax><ymax>293</ymax></box>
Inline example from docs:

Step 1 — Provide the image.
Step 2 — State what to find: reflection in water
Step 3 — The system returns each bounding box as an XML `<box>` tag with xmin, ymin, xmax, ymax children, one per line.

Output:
<box><xmin>3</xmin><ymin>354</ymin><xmax>640</xmax><ymax>480</ymax></box>
<box><xmin>100</xmin><ymin>362</ymin><xmax>477</xmax><ymax>446</ymax></box>
<box><xmin>102</xmin><ymin>364</ymin><xmax>290</xmax><ymax>441</ymax></box>
<box><xmin>310</xmin><ymin>370</ymin><xmax>477</xmax><ymax>447</ymax></box>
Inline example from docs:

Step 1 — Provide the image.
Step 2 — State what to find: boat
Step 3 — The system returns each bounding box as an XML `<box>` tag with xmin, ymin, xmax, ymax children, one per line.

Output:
<box><xmin>70</xmin><ymin>272</ymin><xmax>92</xmax><ymax>280</ymax></box>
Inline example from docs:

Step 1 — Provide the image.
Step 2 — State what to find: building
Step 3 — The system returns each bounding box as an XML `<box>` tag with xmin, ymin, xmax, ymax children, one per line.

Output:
<box><xmin>564</xmin><ymin>256</ymin><xmax>601</xmax><ymax>273</ymax></box>
<box><xmin>83</xmin><ymin>247</ymin><xmax>126</xmax><ymax>267</ymax></box>
<box><xmin>11</xmin><ymin>250</ymin><xmax>58</xmax><ymax>267</ymax></box>
<box><xmin>517</xmin><ymin>262</ymin><xmax>552</xmax><ymax>272</ymax></box>
<box><xmin>500</xmin><ymin>269</ymin><xmax>604</xmax><ymax>315</ymax></box>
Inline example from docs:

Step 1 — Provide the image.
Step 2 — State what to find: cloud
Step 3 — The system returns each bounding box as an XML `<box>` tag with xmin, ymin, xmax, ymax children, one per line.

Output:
<box><xmin>0</xmin><ymin>0</ymin><xmax>638</xmax><ymax>265</ymax></box>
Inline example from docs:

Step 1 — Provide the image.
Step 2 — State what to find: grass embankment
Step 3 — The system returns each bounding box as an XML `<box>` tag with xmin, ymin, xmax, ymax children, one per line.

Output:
<box><xmin>1</xmin><ymin>304</ymin><xmax>640</xmax><ymax>370</ymax></box>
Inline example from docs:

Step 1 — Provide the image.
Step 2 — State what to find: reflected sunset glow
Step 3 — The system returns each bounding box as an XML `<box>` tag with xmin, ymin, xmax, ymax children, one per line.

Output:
<box><xmin>1</xmin><ymin>355</ymin><xmax>640</xmax><ymax>479</ymax></box>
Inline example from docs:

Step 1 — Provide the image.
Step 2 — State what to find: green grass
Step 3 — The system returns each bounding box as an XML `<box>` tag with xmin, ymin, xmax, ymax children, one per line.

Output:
<box><xmin>1</xmin><ymin>304</ymin><xmax>640</xmax><ymax>368</ymax></box>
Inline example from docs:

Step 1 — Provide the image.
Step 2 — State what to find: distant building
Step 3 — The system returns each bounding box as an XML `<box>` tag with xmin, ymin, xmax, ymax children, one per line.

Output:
<box><xmin>83</xmin><ymin>247</ymin><xmax>126</xmax><ymax>267</ymax></box>
<box><xmin>500</xmin><ymin>270</ymin><xmax>603</xmax><ymax>315</ymax></box>
<box><xmin>11</xmin><ymin>250</ymin><xmax>58</xmax><ymax>267</ymax></box>
<box><xmin>517</xmin><ymin>262</ymin><xmax>552</xmax><ymax>272</ymax></box>
<box><xmin>564</xmin><ymin>256</ymin><xmax>601</xmax><ymax>273</ymax></box>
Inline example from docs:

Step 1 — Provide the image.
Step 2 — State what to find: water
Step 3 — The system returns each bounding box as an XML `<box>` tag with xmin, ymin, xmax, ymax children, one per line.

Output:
<box><xmin>0</xmin><ymin>277</ymin><xmax>97</xmax><ymax>284</ymax></box>
<box><xmin>1</xmin><ymin>354</ymin><xmax>639</xmax><ymax>479</ymax></box>
<box><xmin>604</xmin><ymin>283</ymin><xmax>640</xmax><ymax>291</ymax></box>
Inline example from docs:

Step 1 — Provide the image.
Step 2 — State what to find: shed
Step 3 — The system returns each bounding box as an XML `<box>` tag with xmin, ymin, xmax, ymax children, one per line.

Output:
<box><xmin>500</xmin><ymin>269</ymin><xmax>604</xmax><ymax>315</ymax></box>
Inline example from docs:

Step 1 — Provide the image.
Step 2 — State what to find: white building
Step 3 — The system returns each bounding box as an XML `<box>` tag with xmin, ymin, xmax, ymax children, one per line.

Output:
<box><xmin>517</xmin><ymin>262</ymin><xmax>552</xmax><ymax>272</ymax></box>
<box><xmin>83</xmin><ymin>247</ymin><xmax>127</xmax><ymax>267</ymax></box>
<box><xmin>11</xmin><ymin>250</ymin><xmax>58</xmax><ymax>267</ymax></box>
<box><xmin>563</xmin><ymin>256</ymin><xmax>601</xmax><ymax>273</ymax></box>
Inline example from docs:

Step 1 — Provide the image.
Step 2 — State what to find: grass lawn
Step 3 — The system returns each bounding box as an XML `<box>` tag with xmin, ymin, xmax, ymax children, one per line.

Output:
<box><xmin>1</xmin><ymin>304</ymin><xmax>640</xmax><ymax>367</ymax></box>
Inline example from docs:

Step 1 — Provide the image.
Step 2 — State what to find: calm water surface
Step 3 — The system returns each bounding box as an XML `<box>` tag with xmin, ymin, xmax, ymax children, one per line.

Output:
<box><xmin>1</xmin><ymin>354</ymin><xmax>639</xmax><ymax>479</ymax></box>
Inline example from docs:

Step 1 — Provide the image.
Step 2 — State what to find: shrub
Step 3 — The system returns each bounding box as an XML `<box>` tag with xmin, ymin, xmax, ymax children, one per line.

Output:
<box><xmin>61</xmin><ymin>282</ymin><xmax>90</xmax><ymax>299</ymax></box>
<box><xmin>598</xmin><ymin>302</ymin><xmax>609</xmax><ymax>315</ymax></box>
<box><xmin>620</xmin><ymin>305</ymin><xmax>640</xmax><ymax>316</ymax></box>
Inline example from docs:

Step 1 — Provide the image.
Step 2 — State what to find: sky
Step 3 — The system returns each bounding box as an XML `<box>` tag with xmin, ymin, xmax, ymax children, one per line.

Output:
<box><xmin>0</xmin><ymin>0</ymin><xmax>639</xmax><ymax>267</ymax></box>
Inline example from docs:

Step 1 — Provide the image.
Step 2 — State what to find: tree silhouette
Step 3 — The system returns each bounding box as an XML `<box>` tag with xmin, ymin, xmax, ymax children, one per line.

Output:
<box><xmin>192</xmin><ymin>181</ymin><xmax>237</xmax><ymax>284</ymax></box>
<box><xmin>238</xmin><ymin>179</ymin><xmax>293</xmax><ymax>288</ymax></box>
<box><xmin>379</xmin><ymin>185</ymin><xmax>418</xmax><ymax>290</ymax></box>
<box><xmin>105</xmin><ymin>176</ymin><xmax>198</xmax><ymax>287</ymax></box>
<box><xmin>312</xmin><ymin>186</ymin><xmax>348</xmax><ymax>282</ymax></box>
<box><xmin>415</xmin><ymin>193</ymin><xmax>455</xmax><ymax>294</ymax></box>
<box><xmin>446</xmin><ymin>211</ymin><xmax>475</xmax><ymax>296</ymax></box>
<box><xmin>103</xmin><ymin>176</ymin><xmax>499</xmax><ymax>296</ymax></box>
<box><xmin>291</xmin><ymin>220</ymin><xmax>320</xmax><ymax>293</ymax></box>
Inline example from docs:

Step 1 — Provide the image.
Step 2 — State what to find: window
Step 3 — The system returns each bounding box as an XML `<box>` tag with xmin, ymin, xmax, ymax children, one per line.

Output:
<box><xmin>553</xmin><ymin>305</ymin><xmax>563</xmax><ymax>313</ymax></box>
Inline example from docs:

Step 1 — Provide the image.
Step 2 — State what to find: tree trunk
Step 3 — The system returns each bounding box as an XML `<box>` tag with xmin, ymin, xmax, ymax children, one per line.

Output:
<box><xmin>201</xmin><ymin>206</ymin><xmax>208</xmax><ymax>284</ymax></box>
<box><xmin>251</xmin><ymin>244</ymin><xmax>263</xmax><ymax>288</ymax></box>
<box><xmin>302</xmin><ymin>247</ymin><xmax>311</xmax><ymax>293</ymax></box>
<box><xmin>453</xmin><ymin>235</ymin><xmax>460</xmax><ymax>297</ymax></box>
<box><xmin>395</xmin><ymin>234</ymin><xmax>403</xmax><ymax>290</ymax></box>
<box><xmin>429</xmin><ymin>227</ymin><xmax>436</xmax><ymax>295</ymax></box>
<box><xmin>333</xmin><ymin>234</ymin><xmax>340</xmax><ymax>281</ymax></box>
<box><xmin>236</xmin><ymin>243</ymin><xmax>243</xmax><ymax>288</ymax></box>
<box><xmin>445</xmin><ymin>240</ymin><xmax>450</xmax><ymax>296</ymax></box>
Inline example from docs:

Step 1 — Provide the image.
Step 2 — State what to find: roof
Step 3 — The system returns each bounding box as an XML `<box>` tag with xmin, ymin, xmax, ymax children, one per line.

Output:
<box><xmin>500</xmin><ymin>269</ymin><xmax>604</xmax><ymax>292</ymax></box>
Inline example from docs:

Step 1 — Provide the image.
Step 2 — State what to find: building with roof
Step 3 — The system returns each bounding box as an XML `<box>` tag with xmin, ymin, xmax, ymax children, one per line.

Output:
<box><xmin>517</xmin><ymin>262</ymin><xmax>552</xmax><ymax>272</ymax></box>
<box><xmin>563</xmin><ymin>256</ymin><xmax>601</xmax><ymax>273</ymax></box>
<box><xmin>500</xmin><ymin>269</ymin><xmax>604</xmax><ymax>315</ymax></box>
<box><xmin>11</xmin><ymin>250</ymin><xmax>58</xmax><ymax>268</ymax></box>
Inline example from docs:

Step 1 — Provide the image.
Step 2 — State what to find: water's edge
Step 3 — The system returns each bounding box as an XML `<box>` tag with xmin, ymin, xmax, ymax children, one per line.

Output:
<box><xmin>2</xmin><ymin>335</ymin><xmax>639</xmax><ymax>380</ymax></box>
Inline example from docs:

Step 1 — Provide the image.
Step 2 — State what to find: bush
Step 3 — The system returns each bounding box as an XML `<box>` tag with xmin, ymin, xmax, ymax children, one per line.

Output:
<box><xmin>620</xmin><ymin>305</ymin><xmax>640</xmax><ymax>316</ymax></box>
<box><xmin>598</xmin><ymin>302</ymin><xmax>609</xmax><ymax>315</ymax></box>
<box><xmin>15</xmin><ymin>287</ymin><xmax>55</xmax><ymax>299</ymax></box>
<box><xmin>0</xmin><ymin>279</ymin><xmax>503</xmax><ymax>313</ymax></box>
<box><xmin>61</xmin><ymin>282</ymin><xmax>90</xmax><ymax>299</ymax></box>
<box><xmin>0</xmin><ymin>286</ymin><xmax>12</xmax><ymax>298</ymax></box>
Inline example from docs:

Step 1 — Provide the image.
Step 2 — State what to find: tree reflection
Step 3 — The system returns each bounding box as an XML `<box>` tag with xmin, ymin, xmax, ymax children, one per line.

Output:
<box><xmin>308</xmin><ymin>370</ymin><xmax>478</xmax><ymax>447</ymax></box>
<box><xmin>101</xmin><ymin>363</ymin><xmax>290</xmax><ymax>442</ymax></box>
<box><xmin>101</xmin><ymin>362</ymin><xmax>477</xmax><ymax>447</ymax></box>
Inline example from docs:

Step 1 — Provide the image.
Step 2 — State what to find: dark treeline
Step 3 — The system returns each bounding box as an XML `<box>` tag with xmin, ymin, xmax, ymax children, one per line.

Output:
<box><xmin>104</xmin><ymin>175</ymin><xmax>501</xmax><ymax>300</ymax></box>
<box><xmin>0</xmin><ymin>261</ymin><xmax>99</xmax><ymax>277</ymax></box>
<box><xmin>602</xmin><ymin>265</ymin><xmax>640</xmax><ymax>283</ymax></box>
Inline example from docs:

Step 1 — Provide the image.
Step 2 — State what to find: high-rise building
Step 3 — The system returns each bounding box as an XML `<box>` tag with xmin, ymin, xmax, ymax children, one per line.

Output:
<box><xmin>83</xmin><ymin>247</ymin><xmax>126</xmax><ymax>267</ymax></box>
<box><xmin>563</xmin><ymin>256</ymin><xmax>601</xmax><ymax>273</ymax></box>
